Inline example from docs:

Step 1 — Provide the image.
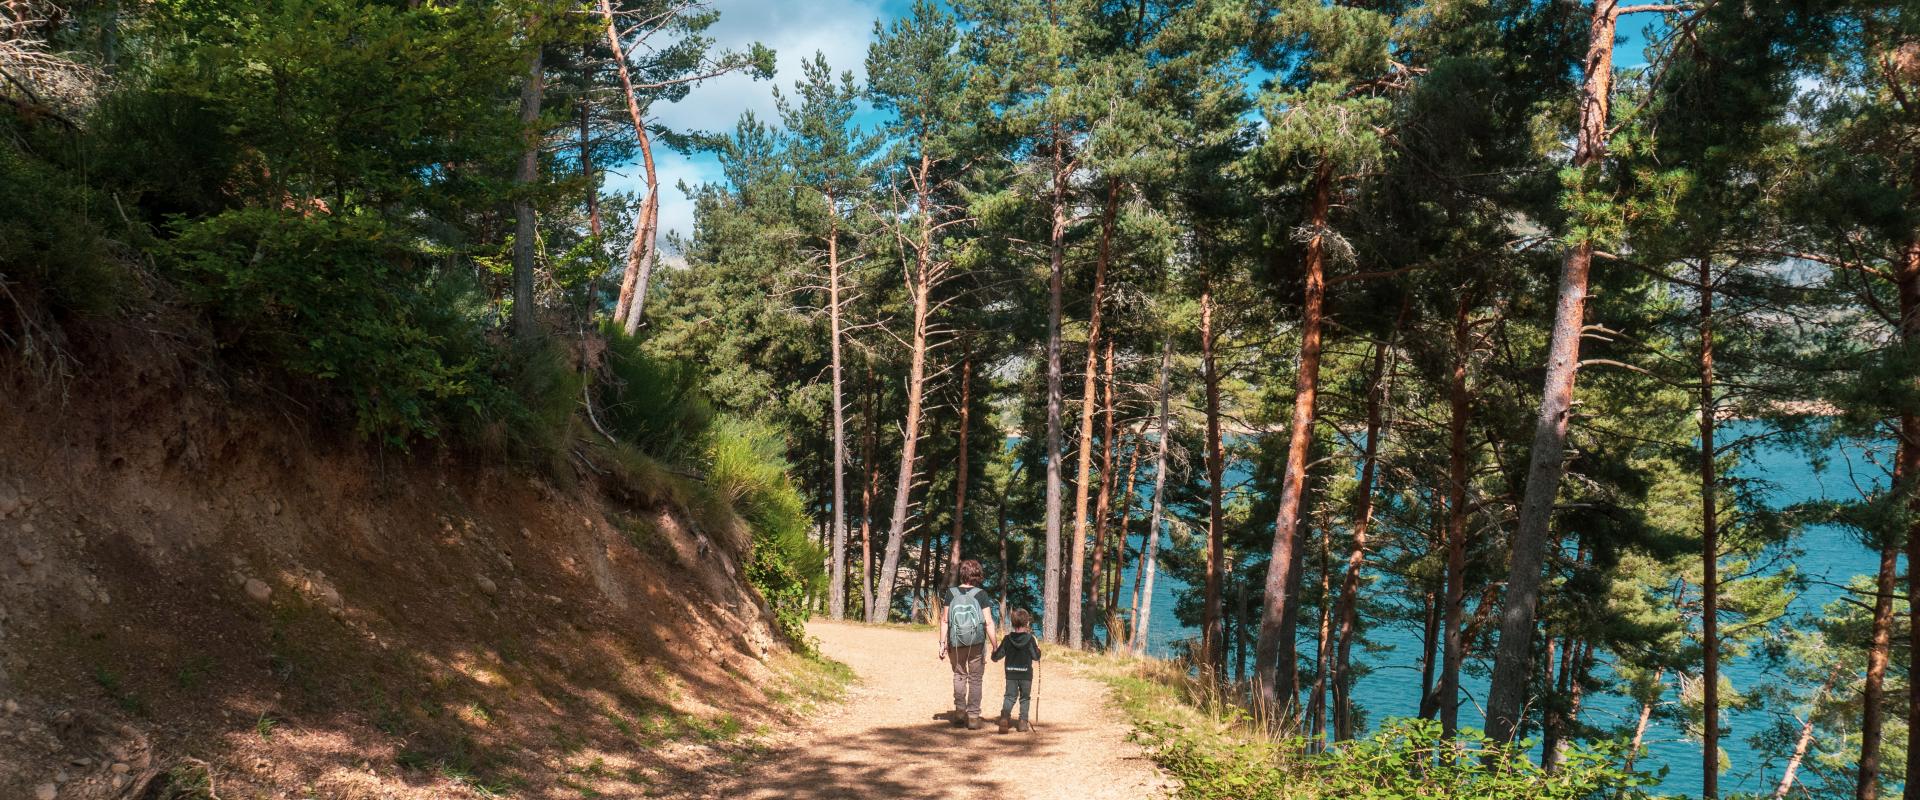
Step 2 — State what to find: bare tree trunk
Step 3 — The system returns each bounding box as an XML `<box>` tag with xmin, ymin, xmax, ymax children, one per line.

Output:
<box><xmin>947</xmin><ymin>352</ymin><xmax>973</xmax><ymax>588</ymax></box>
<box><xmin>1330</xmin><ymin>339</ymin><xmax>1390</xmax><ymax>742</ymax></box>
<box><xmin>1201</xmin><ymin>287</ymin><xmax>1227</xmax><ymax>674</ymax></box>
<box><xmin>1698</xmin><ymin>253</ymin><xmax>1722</xmax><ymax>798</ymax></box>
<box><xmin>1624</xmin><ymin>668</ymin><xmax>1664</xmax><ymax>774</ymax></box>
<box><xmin>1777</xmin><ymin>667</ymin><xmax>1840</xmax><ymax>799</ymax></box>
<box><xmin>828</xmin><ymin>195</ymin><xmax>851</xmax><ymax>620</ymax></box>
<box><xmin>511</xmin><ymin>42</ymin><xmax>545</xmax><ymax>340</ymax></box>
<box><xmin>1442</xmin><ymin>292</ymin><xmax>1473</xmax><ymax>738</ymax></box>
<box><xmin>859</xmin><ymin>378</ymin><xmax>879</xmax><ymax>616</ymax></box>
<box><xmin>1484</xmin><ymin>0</ymin><xmax>1621</xmax><ymax>745</ymax></box>
<box><xmin>1067</xmin><ymin>178</ymin><xmax>1119</xmax><ymax>649</ymax></box>
<box><xmin>598</xmin><ymin>0</ymin><xmax>661</xmax><ymax>333</ymax></box>
<box><xmin>1856</xmin><ymin>539</ymin><xmax>1898</xmax><ymax>800</ymax></box>
<box><xmin>1041</xmin><ymin>129</ymin><xmax>1070</xmax><ymax>645</ymax></box>
<box><xmin>873</xmin><ymin>151</ymin><xmax>939</xmax><ymax>623</ymax></box>
<box><xmin>1255</xmin><ymin>164</ymin><xmax>1333</xmax><ymax>715</ymax></box>
<box><xmin>1134</xmin><ymin>336</ymin><xmax>1174</xmax><ymax>656</ymax></box>
<box><xmin>1088</xmin><ymin>336</ymin><xmax>1119</xmax><ymax>645</ymax></box>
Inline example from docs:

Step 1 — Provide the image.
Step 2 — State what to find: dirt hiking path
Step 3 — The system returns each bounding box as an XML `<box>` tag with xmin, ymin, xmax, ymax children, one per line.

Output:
<box><xmin>713</xmin><ymin>620</ymin><xmax>1173</xmax><ymax>800</ymax></box>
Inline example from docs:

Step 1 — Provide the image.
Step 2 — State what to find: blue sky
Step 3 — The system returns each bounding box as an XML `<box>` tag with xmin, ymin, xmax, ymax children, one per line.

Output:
<box><xmin>614</xmin><ymin>1</ymin><xmax>1665</xmax><ymax>252</ymax></box>
<box><xmin>603</xmin><ymin>0</ymin><xmax>916</xmax><ymax>250</ymax></box>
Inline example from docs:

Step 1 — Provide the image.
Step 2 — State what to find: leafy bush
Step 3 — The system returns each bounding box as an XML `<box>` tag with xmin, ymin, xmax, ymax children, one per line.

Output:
<box><xmin>703</xmin><ymin>416</ymin><xmax>826</xmax><ymax>648</ymax></box>
<box><xmin>1133</xmin><ymin>714</ymin><xmax>1653</xmax><ymax>800</ymax></box>
<box><xmin>1313</xmin><ymin>719</ymin><xmax>1652</xmax><ymax>800</ymax></box>
<box><xmin>0</xmin><ymin>123</ymin><xmax>123</xmax><ymax>318</ymax></box>
<box><xmin>164</xmin><ymin>208</ymin><xmax>499</xmax><ymax>445</ymax></box>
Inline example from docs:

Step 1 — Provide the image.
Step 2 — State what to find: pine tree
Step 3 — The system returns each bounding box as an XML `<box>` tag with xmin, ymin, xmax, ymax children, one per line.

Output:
<box><xmin>779</xmin><ymin>53</ymin><xmax>881</xmax><ymax>621</ymax></box>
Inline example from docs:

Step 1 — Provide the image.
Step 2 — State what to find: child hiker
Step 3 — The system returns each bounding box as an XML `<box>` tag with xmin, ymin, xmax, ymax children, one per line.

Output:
<box><xmin>937</xmin><ymin>559</ymin><xmax>997</xmax><ymax>730</ymax></box>
<box><xmin>991</xmin><ymin>607</ymin><xmax>1042</xmax><ymax>733</ymax></box>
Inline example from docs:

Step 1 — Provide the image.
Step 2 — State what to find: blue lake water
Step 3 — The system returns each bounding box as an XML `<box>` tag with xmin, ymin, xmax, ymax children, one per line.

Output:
<box><xmin>1061</xmin><ymin>422</ymin><xmax>1889</xmax><ymax>797</ymax></box>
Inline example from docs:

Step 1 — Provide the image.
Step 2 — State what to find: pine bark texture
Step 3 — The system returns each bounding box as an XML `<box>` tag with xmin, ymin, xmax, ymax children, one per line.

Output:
<box><xmin>1255</xmin><ymin>164</ymin><xmax>1332</xmax><ymax>714</ymax></box>
<box><xmin>1483</xmin><ymin>0</ymin><xmax>1618</xmax><ymax>744</ymax></box>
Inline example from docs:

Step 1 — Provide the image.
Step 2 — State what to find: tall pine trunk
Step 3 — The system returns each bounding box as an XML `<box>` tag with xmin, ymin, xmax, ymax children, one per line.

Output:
<box><xmin>859</xmin><ymin>378</ymin><xmax>879</xmax><ymax>615</ymax></box>
<box><xmin>1484</xmin><ymin>0</ymin><xmax>1619</xmax><ymax>744</ymax></box>
<box><xmin>1308</xmin><ymin>524</ymin><xmax>1334</xmax><ymax>746</ymax></box>
<box><xmin>946</xmin><ymin>352</ymin><xmax>973</xmax><ymax>588</ymax></box>
<box><xmin>1042</xmin><ymin>129</ymin><xmax>1069</xmax><ymax>644</ymax></box>
<box><xmin>1442</xmin><ymin>292</ymin><xmax>1473</xmax><ymax>737</ymax></box>
<box><xmin>1418</xmin><ymin>587</ymin><xmax>1440</xmax><ymax>720</ymax></box>
<box><xmin>1330</xmin><ymin>338</ymin><xmax>1389</xmax><ymax>742</ymax></box>
<box><xmin>574</xmin><ymin>61</ymin><xmax>607</xmax><ymax>327</ymax></box>
<box><xmin>872</xmin><ymin>151</ymin><xmax>938</xmax><ymax>623</ymax></box>
<box><xmin>511</xmin><ymin>43</ymin><xmax>544</xmax><ymax>340</ymax></box>
<box><xmin>1069</xmin><ymin>178</ymin><xmax>1119</xmax><ymax>649</ymax></box>
<box><xmin>1110</xmin><ymin>417</ymin><xmax>1143</xmax><ymax>644</ymax></box>
<box><xmin>1135</xmin><ymin>336</ymin><xmax>1174</xmax><ymax>656</ymax></box>
<box><xmin>1255</xmin><ymin>164</ymin><xmax>1332</xmax><ymax>714</ymax></box>
<box><xmin>1088</xmin><ymin>337</ymin><xmax>1119</xmax><ymax>645</ymax></box>
<box><xmin>1698</xmin><ymin>254</ymin><xmax>1721</xmax><ymax>797</ymax></box>
<box><xmin>1898</xmin><ymin>234</ymin><xmax>1920</xmax><ymax>800</ymax></box>
<box><xmin>1859</xmin><ymin>200</ymin><xmax>1913</xmax><ymax>800</ymax></box>
<box><xmin>1857</xmin><ymin>539</ymin><xmax>1898</xmax><ymax>800</ymax></box>
<box><xmin>1201</xmin><ymin>287</ymin><xmax>1228</xmax><ymax>674</ymax></box>
<box><xmin>827</xmin><ymin>195</ymin><xmax>851</xmax><ymax>620</ymax></box>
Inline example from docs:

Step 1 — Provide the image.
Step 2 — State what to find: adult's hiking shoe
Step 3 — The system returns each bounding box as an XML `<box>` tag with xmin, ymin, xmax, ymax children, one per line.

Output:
<box><xmin>967</xmin><ymin>715</ymin><xmax>983</xmax><ymax>730</ymax></box>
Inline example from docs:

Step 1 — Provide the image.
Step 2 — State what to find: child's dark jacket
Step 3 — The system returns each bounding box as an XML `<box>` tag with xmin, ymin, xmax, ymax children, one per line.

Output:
<box><xmin>991</xmin><ymin>631</ymin><xmax>1042</xmax><ymax>677</ymax></box>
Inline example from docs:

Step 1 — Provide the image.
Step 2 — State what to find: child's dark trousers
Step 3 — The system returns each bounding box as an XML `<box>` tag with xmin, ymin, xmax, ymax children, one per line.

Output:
<box><xmin>1000</xmin><ymin>677</ymin><xmax>1032</xmax><ymax>720</ymax></box>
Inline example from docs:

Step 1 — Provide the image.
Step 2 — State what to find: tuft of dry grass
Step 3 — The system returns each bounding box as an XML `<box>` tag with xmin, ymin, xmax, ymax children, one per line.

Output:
<box><xmin>1061</xmin><ymin>649</ymin><xmax>1316</xmax><ymax>800</ymax></box>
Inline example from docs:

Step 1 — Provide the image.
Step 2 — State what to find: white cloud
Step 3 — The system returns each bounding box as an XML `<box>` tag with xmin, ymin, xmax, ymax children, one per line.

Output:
<box><xmin>611</xmin><ymin>0</ymin><xmax>902</xmax><ymax>248</ymax></box>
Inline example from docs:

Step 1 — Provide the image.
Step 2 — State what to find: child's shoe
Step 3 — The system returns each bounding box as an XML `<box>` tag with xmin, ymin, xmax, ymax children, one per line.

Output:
<box><xmin>967</xmin><ymin>715</ymin><xmax>984</xmax><ymax>730</ymax></box>
<box><xmin>996</xmin><ymin>714</ymin><xmax>1012</xmax><ymax>734</ymax></box>
<box><xmin>1017</xmin><ymin>719</ymin><xmax>1031</xmax><ymax>732</ymax></box>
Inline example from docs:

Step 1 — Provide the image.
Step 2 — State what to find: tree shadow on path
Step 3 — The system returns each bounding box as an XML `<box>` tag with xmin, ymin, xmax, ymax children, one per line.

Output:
<box><xmin>716</xmin><ymin>716</ymin><xmax>1100</xmax><ymax>800</ymax></box>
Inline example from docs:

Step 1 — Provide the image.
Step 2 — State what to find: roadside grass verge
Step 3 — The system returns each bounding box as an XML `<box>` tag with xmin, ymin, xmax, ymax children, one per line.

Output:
<box><xmin>1066</xmin><ymin>650</ymin><xmax>1654</xmax><ymax>800</ymax></box>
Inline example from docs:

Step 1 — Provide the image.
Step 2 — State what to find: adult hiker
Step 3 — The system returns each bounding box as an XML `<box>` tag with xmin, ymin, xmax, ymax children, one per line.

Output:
<box><xmin>937</xmin><ymin>558</ymin><xmax>998</xmax><ymax>730</ymax></box>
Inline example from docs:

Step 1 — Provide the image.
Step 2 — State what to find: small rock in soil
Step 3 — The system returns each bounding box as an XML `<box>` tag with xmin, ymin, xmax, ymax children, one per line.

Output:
<box><xmin>34</xmin><ymin>783</ymin><xmax>56</xmax><ymax>800</ymax></box>
<box><xmin>111</xmin><ymin>762</ymin><xmax>129</xmax><ymax>774</ymax></box>
<box><xmin>476</xmin><ymin>575</ymin><xmax>498</xmax><ymax>596</ymax></box>
<box><xmin>244</xmin><ymin>579</ymin><xmax>272</xmax><ymax>603</ymax></box>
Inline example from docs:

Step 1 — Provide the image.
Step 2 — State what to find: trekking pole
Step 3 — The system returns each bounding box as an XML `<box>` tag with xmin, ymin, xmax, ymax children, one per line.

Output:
<box><xmin>1033</xmin><ymin>659</ymin><xmax>1042</xmax><ymax>729</ymax></box>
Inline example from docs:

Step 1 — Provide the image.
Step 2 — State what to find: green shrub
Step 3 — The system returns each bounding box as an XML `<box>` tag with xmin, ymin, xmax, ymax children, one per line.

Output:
<box><xmin>703</xmin><ymin>416</ymin><xmax>825</xmax><ymax>648</ymax></box>
<box><xmin>1133</xmin><ymin>714</ymin><xmax>1653</xmax><ymax>800</ymax></box>
<box><xmin>594</xmin><ymin>324</ymin><xmax>713</xmax><ymax>461</ymax></box>
<box><xmin>0</xmin><ymin>123</ymin><xmax>124</xmax><ymax>319</ymax></box>
<box><xmin>1312</xmin><ymin>719</ymin><xmax>1652</xmax><ymax>800</ymax></box>
<box><xmin>164</xmin><ymin>208</ymin><xmax>497</xmax><ymax>445</ymax></box>
<box><xmin>483</xmin><ymin>336</ymin><xmax>587</xmax><ymax>465</ymax></box>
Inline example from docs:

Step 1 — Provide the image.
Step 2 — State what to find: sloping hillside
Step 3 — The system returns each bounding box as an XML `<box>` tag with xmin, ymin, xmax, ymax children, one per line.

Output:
<box><xmin>0</xmin><ymin>326</ymin><xmax>838</xmax><ymax>800</ymax></box>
